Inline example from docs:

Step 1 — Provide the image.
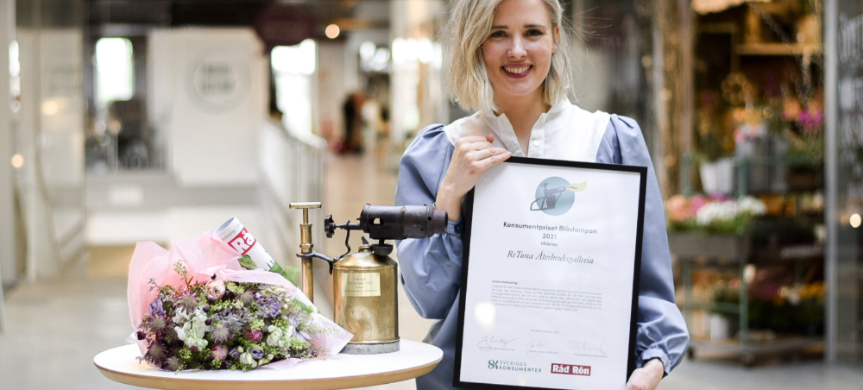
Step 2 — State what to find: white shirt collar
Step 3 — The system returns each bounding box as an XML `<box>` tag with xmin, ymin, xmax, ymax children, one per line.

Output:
<box><xmin>444</xmin><ymin>99</ymin><xmax>609</xmax><ymax>162</ymax></box>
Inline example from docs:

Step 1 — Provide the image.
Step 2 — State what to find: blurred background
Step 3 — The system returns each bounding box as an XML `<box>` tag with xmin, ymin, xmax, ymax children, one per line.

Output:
<box><xmin>0</xmin><ymin>0</ymin><xmax>862</xmax><ymax>388</ymax></box>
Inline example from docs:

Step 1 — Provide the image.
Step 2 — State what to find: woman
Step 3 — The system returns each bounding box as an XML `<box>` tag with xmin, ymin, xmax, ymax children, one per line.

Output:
<box><xmin>395</xmin><ymin>0</ymin><xmax>689</xmax><ymax>389</ymax></box>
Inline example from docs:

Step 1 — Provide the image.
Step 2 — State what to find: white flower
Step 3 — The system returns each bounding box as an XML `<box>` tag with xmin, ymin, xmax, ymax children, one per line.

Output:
<box><xmin>173</xmin><ymin>308</ymin><xmax>191</xmax><ymax>325</ymax></box>
<box><xmin>266</xmin><ymin>324</ymin><xmax>292</xmax><ymax>349</ymax></box>
<box><xmin>176</xmin><ymin>308</ymin><xmax>210</xmax><ymax>349</ymax></box>
<box><xmin>696</xmin><ymin>201</ymin><xmax>737</xmax><ymax>226</ymax></box>
<box><xmin>240</xmin><ymin>352</ymin><xmax>256</xmax><ymax>366</ymax></box>
<box><xmin>737</xmin><ymin>196</ymin><xmax>766</xmax><ymax>215</ymax></box>
<box><xmin>266</xmin><ymin>326</ymin><xmax>283</xmax><ymax>348</ymax></box>
<box><xmin>175</xmin><ymin>325</ymin><xmax>187</xmax><ymax>341</ymax></box>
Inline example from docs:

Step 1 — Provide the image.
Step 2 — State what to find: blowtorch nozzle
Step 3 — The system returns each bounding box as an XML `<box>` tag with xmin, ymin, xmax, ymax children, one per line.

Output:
<box><xmin>324</xmin><ymin>204</ymin><xmax>448</xmax><ymax>241</ymax></box>
<box><xmin>360</xmin><ymin>204</ymin><xmax>448</xmax><ymax>240</ymax></box>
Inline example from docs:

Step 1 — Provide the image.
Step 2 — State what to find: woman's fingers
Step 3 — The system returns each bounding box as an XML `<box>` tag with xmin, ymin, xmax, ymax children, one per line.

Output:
<box><xmin>466</xmin><ymin>146</ymin><xmax>509</xmax><ymax>162</ymax></box>
<box><xmin>455</xmin><ymin>135</ymin><xmax>497</xmax><ymax>153</ymax></box>
<box><xmin>477</xmin><ymin>149</ymin><xmax>511</xmax><ymax>170</ymax></box>
<box><xmin>463</xmin><ymin>149</ymin><xmax>510</xmax><ymax>175</ymax></box>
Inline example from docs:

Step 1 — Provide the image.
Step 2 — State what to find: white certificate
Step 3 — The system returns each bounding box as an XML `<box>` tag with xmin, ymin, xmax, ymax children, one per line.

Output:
<box><xmin>455</xmin><ymin>157</ymin><xmax>646</xmax><ymax>390</ymax></box>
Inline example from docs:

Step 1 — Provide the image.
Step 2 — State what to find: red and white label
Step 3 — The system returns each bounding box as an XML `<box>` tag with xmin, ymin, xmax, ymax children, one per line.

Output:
<box><xmin>229</xmin><ymin>228</ymin><xmax>257</xmax><ymax>255</ymax></box>
<box><xmin>550</xmin><ymin>363</ymin><xmax>591</xmax><ymax>376</ymax></box>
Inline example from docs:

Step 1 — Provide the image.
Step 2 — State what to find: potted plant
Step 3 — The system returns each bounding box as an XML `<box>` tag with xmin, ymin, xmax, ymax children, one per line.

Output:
<box><xmin>666</xmin><ymin>194</ymin><xmax>767</xmax><ymax>258</ymax></box>
<box><xmin>781</xmin><ymin>89</ymin><xmax>824</xmax><ymax>191</ymax></box>
<box><xmin>708</xmin><ymin>281</ymin><xmax>740</xmax><ymax>340</ymax></box>
<box><xmin>696</xmin><ymin>91</ymin><xmax>737</xmax><ymax>195</ymax></box>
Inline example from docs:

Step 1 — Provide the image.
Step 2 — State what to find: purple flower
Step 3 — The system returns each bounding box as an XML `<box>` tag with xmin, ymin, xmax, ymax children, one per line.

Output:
<box><xmin>148</xmin><ymin>315</ymin><xmax>167</xmax><ymax>332</ymax></box>
<box><xmin>251</xmin><ymin>349</ymin><xmax>264</xmax><ymax>360</ymax></box>
<box><xmin>165</xmin><ymin>356</ymin><xmax>182</xmax><ymax>371</ymax></box>
<box><xmin>149</xmin><ymin>299</ymin><xmax>166</xmax><ymax>317</ymax></box>
<box><xmin>177</xmin><ymin>293</ymin><xmax>199</xmax><ymax>312</ymax></box>
<box><xmin>239</xmin><ymin>291</ymin><xmax>255</xmax><ymax>305</ymax></box>
<box><xmin>245</xmin><ymin>329</ymin><xmax>263</xmax><ymax>343</ymax></box>
<box><xmin>146</xmin><ymin>341</ymin><xmax>166</xmax><ymax>359</ymax></box>
<box><xmin>798</xmin><ymin>109</ymin><xmax>824</xmax><ymax>130</ymax></box>
<box><xmin>229</xmin><ymin>348</ymin><xmax>240</xmax><ymax>360</ymax></box>
<box><xmin>137</xmin><ymin>331</ymin><xmax>147</xmax><ymax>340</ymax></box>
<box><xmin>211</xmin><ymin>323</ymin><xmax>231</xmax><ymax>344</ymax></box>
<box><xmin>260</xmin><ymin>299</ymin><xmax>282</xmax><ymax>318</ymax></box>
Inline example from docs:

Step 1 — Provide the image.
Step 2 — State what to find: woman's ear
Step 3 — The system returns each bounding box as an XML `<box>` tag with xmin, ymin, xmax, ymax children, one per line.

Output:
<box><xmin>553</xmin><ymin>26</ymin><xmax>561</xmax><ymax>53</ymax></box>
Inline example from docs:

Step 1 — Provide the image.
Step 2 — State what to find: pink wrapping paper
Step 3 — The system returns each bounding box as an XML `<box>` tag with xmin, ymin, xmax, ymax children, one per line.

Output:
<box><xmin>127</xmin><ymin>232</ymin><xmax>353</xmax><ymax>368</ymax></box>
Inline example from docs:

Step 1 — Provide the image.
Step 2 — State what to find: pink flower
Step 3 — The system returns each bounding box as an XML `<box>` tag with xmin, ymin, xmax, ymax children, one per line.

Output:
<box><xmin>206</xmin><ymin>280</ymin><xmax>226</xmax><ymax>300</ymax></box>
<box><xmin>690</xmin><ymin>195</ymin><xmax>708</xmax><ymax>214</ymax></box>
<box><xmin>245</xmin><ymin>329</ymin><xmax>263</xmax><ymax>343</ymax></box>
<box><xmin>211</xmin><ymin>345</ymin><xmax>228</xmax><ymax>360</ymax></box>
<box><xmin>666</xmin><ymin>195</ymin><xmax>691</xmax><ymax>222</ymax></box>
<box><xmin>709</xmin><ymin>193</ymin><xmax>730</xmax><ymax>202</ymax></box>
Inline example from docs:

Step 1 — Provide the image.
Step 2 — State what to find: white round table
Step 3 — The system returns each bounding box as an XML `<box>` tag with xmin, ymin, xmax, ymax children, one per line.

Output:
<box><xmin>94</xmin><ymin>340</ymin><xmax>442</xmax><ymax>390</ymax></box>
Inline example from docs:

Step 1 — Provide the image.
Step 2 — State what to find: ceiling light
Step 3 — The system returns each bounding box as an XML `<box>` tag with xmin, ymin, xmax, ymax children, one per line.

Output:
<box><xmin>11</xmin><ymin>154</ymin><xmax>23</xmax><ymax>169</ymax></box>
<box><xmin>325</xmin><ymin>24</ymin><xmax>340</xmax><ymax>39</ymax></box>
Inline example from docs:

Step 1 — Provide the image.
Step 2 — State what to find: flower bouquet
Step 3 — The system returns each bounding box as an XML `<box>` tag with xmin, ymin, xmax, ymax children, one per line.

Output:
<box><xmin>127</xmin><ymin>232</ymin><xmax>352</xmax><ymax>372</ymax></box>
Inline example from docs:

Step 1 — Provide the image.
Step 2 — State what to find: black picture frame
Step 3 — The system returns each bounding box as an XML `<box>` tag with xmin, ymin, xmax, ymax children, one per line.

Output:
<box><xmin>454</xmin><ymin>156</ymin><xmax>647</xmax><ymax>390</ymax></box>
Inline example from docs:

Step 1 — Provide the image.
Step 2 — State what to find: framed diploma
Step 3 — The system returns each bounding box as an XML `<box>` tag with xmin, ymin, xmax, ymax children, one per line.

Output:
<box><xmin>454</xmin><ymin>156</ymin><xmax>646</xmax><ymax>390</ymax></box>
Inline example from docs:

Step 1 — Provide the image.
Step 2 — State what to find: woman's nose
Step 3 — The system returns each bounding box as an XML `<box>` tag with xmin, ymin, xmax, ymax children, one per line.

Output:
<box><xmin>508</xmin><ymin>37</ymin><xmax>527</xmax><ymax>58</ymax></box>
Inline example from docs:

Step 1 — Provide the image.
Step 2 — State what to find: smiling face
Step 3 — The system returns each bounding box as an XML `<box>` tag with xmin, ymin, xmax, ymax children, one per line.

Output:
<box><xmin>481</xmin><ymin>0</ymin><xmax>558</xmax><ymax>110</ymax></box>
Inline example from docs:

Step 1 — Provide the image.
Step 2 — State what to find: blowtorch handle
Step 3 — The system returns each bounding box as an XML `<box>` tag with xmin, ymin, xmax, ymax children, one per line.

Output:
<box><xmin>289</xmin><ymin>202</ymin><xmax>322</xmax><ymax>209</ymax></box>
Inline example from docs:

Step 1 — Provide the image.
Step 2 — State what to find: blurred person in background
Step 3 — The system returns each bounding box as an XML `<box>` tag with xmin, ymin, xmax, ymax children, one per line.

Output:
<box><xmin>340</xmin><ymin>90</ymin><xmax>366</xmax><ymax>154</ymax></box>
<box><xmin>394</xmin><ymin>0</ymin><xmax>689</xmax><ymax>389</ymax></box>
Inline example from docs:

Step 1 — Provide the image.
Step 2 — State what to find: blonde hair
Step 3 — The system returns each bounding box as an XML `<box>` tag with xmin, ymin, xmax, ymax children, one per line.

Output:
<box><xmin>444</xmin><ymin>0</ymin><xmax>573</xmax><ymax>113</ymax></box>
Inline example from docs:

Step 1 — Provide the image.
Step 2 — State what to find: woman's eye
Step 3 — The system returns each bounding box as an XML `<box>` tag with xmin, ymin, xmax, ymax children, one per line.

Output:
<box><xmin>526</xmin><ymin>29</ymin><xmax>544</xmax><ymax>37</ymax></box>
<box><xmin>490</xmin><ymin>30</ymin><xmax>506</xmax><ymax>38</ymax></box>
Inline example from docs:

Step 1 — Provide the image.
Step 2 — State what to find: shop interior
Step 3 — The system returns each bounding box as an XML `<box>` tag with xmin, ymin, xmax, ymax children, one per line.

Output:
<box><xmin>0</xmin><ymin>0</ymin><xmax>862</xmax><ymax>388</ymax></box>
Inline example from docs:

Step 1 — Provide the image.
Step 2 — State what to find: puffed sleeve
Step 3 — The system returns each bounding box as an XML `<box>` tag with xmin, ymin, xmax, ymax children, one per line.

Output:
<box><xmin>596</xmin><ymin>115</ymin><xmax>690</xmax><ymax>374</ymax></box>
<box><xmin>394</xmin><ymin>125</ymin><xmax>465</xmax><ymax>320</ymax></box>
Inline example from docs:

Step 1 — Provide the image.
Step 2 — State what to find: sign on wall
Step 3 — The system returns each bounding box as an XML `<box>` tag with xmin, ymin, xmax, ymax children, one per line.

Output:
<box><xmin>188</xmin><ymin>56</ymin><xmax>251</xmax><ymax>112</ymax></box>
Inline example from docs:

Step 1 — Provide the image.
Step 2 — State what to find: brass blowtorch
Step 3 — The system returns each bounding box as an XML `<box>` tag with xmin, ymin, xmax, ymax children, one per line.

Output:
<box><xmin>289</xmin><ymin>202</ymin><xmax>447</xmax><ymax>354</ymax></box>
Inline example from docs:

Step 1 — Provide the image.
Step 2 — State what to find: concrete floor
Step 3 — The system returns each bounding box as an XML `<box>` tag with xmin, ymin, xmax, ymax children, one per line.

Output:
<box><xmin>1</xmin><ymin>150</ymin><xmax>862</xmax><ymax>389</ymax></box>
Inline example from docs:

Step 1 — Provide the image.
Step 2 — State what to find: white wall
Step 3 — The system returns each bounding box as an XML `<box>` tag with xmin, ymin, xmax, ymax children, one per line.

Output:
<box><xmin>0</xmin><ymin>0</ymin><xmax>15</xmax><ymax>286</ymax></box>
<box><xmin>14</xmin><ymin>27</ymin><xmax>86</xmax><ymax>279</ymax></box>
<box><xmin>147</xmin><ymin>28</ymin><xmax>267</xmax><ymax>186</ymax></box>
<box><xmin>87</xmin><ymin>28</ymin><xmax>268</xmax><ymax>246</ymax></box>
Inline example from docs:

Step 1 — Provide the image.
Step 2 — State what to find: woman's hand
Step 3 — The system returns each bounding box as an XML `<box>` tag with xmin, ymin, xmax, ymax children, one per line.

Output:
<box><xmin>625</xmin><ymin>358</ymin><xmax>664</xmax><ymax>390</ymax></box>
<box><xmin>436</xmin><ymin>134</ymin><xmax>511</xmax><ymax>221</ymax></box>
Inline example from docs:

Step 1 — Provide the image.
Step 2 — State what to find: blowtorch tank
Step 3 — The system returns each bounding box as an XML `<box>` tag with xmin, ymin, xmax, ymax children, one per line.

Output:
<box><xmin>333</xmin><ymin>242</ymin><xmax>399</xmax><ymax>354</ymax></box>
<box><xmin>290</xmin><ymin>203</ymin><xmax>448</xmax><ymax>354</ymax></box>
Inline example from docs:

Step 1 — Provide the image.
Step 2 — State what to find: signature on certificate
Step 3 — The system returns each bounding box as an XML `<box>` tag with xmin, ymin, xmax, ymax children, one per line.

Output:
<box><xmin>526</xmin><ymin>340</ymin><xmax>546</xmax><ymax>358</ymax></box>
<box><xmin>477</xmin><ymin>335</ymin><xmax>521</xmax><ymax>351</ymax></box>
<box><xmin>568</xmin><ymin>338</ymin><xmax>607</xmax><ymax>357</ymax></box>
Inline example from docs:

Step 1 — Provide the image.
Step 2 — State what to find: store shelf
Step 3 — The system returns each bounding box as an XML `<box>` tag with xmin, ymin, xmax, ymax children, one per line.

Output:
<box><xmin>735</xmin><ymin>43</ymin><xmax>822</xmax><ymax>56</ymax></box>
<box><xmin>681</xmin><ymin>300</ymin><xmax>742</xmax><ymax>315</ymax></box>
<box><xmin>688</xmin><ymin>336</ymin><xmax>823</xmax><ymax>366</ymax></box>
<box><xmin>673</xmin><ymin>233</ymin><xmax>824</xmax><ymax>365</ymax></box>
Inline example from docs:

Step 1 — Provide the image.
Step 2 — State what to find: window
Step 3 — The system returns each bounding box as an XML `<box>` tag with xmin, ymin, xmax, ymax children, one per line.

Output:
<box><xmin>271</xmin><ymin>39</ymin><xmax>316</xmax><ymax>135</ymax></box>
<box><xmin>95</xmin><ymin>37</ymin><xmax>134</xmax><ymax>107</ymax></box>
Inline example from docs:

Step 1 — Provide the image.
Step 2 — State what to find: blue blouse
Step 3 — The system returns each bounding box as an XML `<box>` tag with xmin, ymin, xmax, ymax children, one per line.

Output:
<box><xmin>394</xmin><ymin>114</ymin><xmax>689</xmax><ymax>390</ymax></box>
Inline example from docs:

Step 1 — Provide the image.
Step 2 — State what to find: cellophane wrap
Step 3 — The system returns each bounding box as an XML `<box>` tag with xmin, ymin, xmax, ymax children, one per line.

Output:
<box><xmin>127</xmin><ymin>232</ymin><xmax>353</xmax><ymax>369</ymax></box>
